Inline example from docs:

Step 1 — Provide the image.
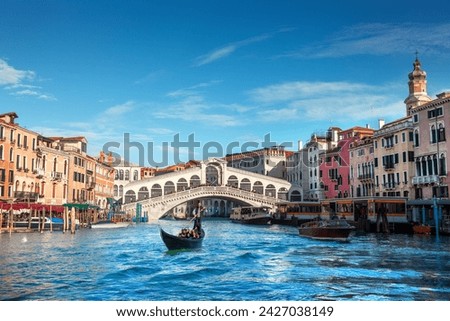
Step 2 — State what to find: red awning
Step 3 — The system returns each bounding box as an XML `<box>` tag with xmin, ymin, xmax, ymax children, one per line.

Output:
<box><xmin>0</xmin><ymin>202</ymin><xmax>65</xmax><ymax>213</ymax></box>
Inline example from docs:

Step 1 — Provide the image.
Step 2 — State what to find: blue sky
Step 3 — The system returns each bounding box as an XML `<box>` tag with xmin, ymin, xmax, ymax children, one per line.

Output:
<box><xmin>1</xmin><ymin>0</ymin><xmax>450</xmax><ymax>166</ymax></box>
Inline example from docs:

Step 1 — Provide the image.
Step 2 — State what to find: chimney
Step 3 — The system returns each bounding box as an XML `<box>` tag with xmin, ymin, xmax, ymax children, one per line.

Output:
<box><xmin>298</xmin><ymin>140</ymin><xmax>303</xmax><ymax>151</ymax></box>
<box><xmin>378</xmin><ymin>119</ymin><xmax>385</xmax><ymax>129</ymax></box>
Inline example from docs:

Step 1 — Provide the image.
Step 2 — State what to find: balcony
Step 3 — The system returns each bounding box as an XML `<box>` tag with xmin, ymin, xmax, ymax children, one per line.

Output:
<box><xmin>383</xmin><ymin>182</ymin><xmax>397</xmax><ymax>190</ymax></box>
<box><xmin>14</xmin><ymin>191</ymin><xmax>39</xmax><ymax>202</ymax></box>
<box><xmin>51</xmin><ymin>171</ymin><xmax>63</xmax><ymax>181</ymax></box>
<box><xmin>86</xmin><ymin>180</ymin><xmax>96</xmax><ymax>190</ymax></box>
<box><xmin>358</xmin><ymin>174</ymin><xmax>374</xmax><ymax>182</ymax></box>
<box><xmin>412</xmin><ymin>175</ymin><xmax>440</xmax><ymax>185</ymax></box>
<box><xmin>384</xmin><ymin>163</ymin><xmax>395</xmax><ymax>171</ymax></box>
<box><xmin>35</xmin><ymin>168</ymin><xmax>45</xmax><ymax>178</ymax></box>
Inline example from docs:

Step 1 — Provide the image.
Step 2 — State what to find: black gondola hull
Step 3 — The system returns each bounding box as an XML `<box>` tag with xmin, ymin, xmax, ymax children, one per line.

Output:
<box><xmin>160</xmin><ymin>228</ymin><xmax>204</xmax><ymax>250</ymax></box>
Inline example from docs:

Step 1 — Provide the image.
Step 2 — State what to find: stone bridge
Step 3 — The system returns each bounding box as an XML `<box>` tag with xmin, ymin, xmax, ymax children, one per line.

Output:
<box><xmin>121</xmin><ymin>158</ymin><xmax>301</xmax><ymax>220</ymax></box>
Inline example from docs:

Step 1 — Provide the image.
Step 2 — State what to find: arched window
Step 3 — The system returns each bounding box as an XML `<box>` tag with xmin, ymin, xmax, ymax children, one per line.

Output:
<box><xmin>125</xmin><ymin>170</ymin><xmax>130</xmax><ymax>180</ymax></box>
<box><xmin>119</xmin><ymin>169</ymin><xmax>124</xmax><ymax>180</ymax></box>
<box><xmin>431</xmin><ymin>125</ymin><xmax>436</xmax><ymax>144</ymax></box>
<box><xmin>427</xmin><ymin>156</ymin><xmax>433</xmax><ymax>176</ymax></box>
<box><xmin>9</xmin><ymin>147</ymin><xmax>13</xmax><ymax>161</ymax></box>
<box><xmin>438</xmin><ymin>123</ymin><xmax>446</xmax><ymax>142</ymax></box>
<box><xmin>439</xmin><ymin>153</ymin><xmax>446</xmax><ymax>176</ymax></box>
<box><xmin>416</xmin><ymin>159</ymin><xmax>422</xmax><ymax>177</ymax></box>
<box><xmin>414</xmin><ymin>129</ymin><xmax>420</xmax><ymax>147</ymax></box>
<box><xmin>133</xmin><ymin>170</ymin><xmax>138</xmax><ymax>180</ymax></box>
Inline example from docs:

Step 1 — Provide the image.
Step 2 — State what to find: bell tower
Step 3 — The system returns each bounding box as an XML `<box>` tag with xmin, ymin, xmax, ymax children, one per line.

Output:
<box><xmin>404</xmin><ymin>55</ymin><xmax>431</xmax><ymax>115</ymax></box>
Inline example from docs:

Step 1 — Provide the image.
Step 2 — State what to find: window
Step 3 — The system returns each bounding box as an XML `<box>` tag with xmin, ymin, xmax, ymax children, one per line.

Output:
<box><xmin>0</xmin><ymin>145</ymin><xmax>3</xmax><ymax>160</ymax></box>
<box><xmin>9</xmin><ymin>148</ymin><xmax>13</xmax><ymax>161</ymax></box>
<box><xmin>402</xmin><ymin>132</ymin><xmax>406</xmax><ymax>142</ymax></box>
<box><xmin>413</xmin><ymin>114</ymin><xmax>419</xmax><ymax>123</ymax></box>
<box><xmin>428</xmin><ymin>107</ymin><xmax>443</xmax><ymax>119</ymax></box>
<box><xmin>438</xmin><ymin>124</ymin><xmax>446</xmax><ymax>142</ymax></box>
<box><xmin>431</xmin><ymin>125</ymin><xmax>437</xmax><ymax>144</ymax></box>
<box><xmin>414</xmin><ymin>130</ymin><xmax>420</xmax><ymax>147</ymax></box>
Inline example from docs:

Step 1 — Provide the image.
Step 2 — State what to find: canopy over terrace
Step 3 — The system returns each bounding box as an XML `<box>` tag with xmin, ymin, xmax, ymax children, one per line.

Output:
<box><xmin>63</xmin><ymin>203</ymin><xmax>100</xmax><ymax>210</ymax></box>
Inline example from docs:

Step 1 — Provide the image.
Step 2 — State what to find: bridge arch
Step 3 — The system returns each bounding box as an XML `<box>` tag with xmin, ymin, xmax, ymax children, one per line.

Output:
<box><xmin>151</xmin><ymin>184</ymin><xmax>162</xmax><ymax>197</ymax></box>
<box><xmin>265</xmin><ymin>184</ymin><xmax>276</xmax><ymax>197</ymax></box>
<box><xmin>190</xmin><ymin>175</ymin><xmax>200</xmax><ymax>188</ymax></box>
<box><xmin>240</xmin><ymin>178</ymin><xmax>251</xmax><ymax>191</ymax></box>
<box><xmin>120</xmin><ymin>158</ymin><xmax>293</xmax><ymax>219</ymax></box>
<box><xmin>177</xmin><ymin>178</ymin><xmax>188</xmax><ymax>191</ymax></box>
<box><xmin>227</xmin><ymin>175</ymin><xmax>238</xmax><ymax>187</ymax></box>
<box><xmin>125</xmin><ymin>190</ymin><xmax>136</xmax><ymax>203</ymax></box>
<box><xmin>206</xmin><ymin>163</ymin><xmax>221</xmax><ymax>185</ymax></box>
<box><xmin>138</xmin><ymin>186</ymin><xmax>149</xmax><ymax>200</ymax></box>
<box><xmin>164</xmin><ymin>181</ymin><xmax>175</xmax><ymax>195</ymax></box>
<box><xmin>278</xmin><ymin>187</ymin><xmax>288</xmax><ymax>200</ymax></box>
<box><xmin>253</xmin><ymin>181</ymin><xmax>264</xmax><ymax>194</ymax></box>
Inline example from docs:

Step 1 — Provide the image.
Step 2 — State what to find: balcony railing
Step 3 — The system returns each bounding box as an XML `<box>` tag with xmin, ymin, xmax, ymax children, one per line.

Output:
<box><xmin>51</xmin><ymin>171</ymin><xmax>63</xmax><ymax>181</ymax></box>
<box><xmin>383</xmin><ymin>182</ymin><xmax>397</xmax><ymax>190</ymax></box>
<box><xmin>14</xmin><ymin>191</ymin><xmax>39</xmax><ymax>202</ymax></box>
<box><xmin>412</xmin><ymin>175</ymin><xmax>440</xmax><ymax>185</ymax></box>
<box><xmin>86</xmin><ymin>180</ymin><xmax>96</xmax><ymax>190</ymax></box>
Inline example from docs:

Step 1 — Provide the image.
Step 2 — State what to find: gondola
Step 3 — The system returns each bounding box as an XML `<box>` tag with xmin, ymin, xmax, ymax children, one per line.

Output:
<box><xmin>160</xmin><ymin>227</ymin><xmax>205</xmax><ymax>251</ymax></box>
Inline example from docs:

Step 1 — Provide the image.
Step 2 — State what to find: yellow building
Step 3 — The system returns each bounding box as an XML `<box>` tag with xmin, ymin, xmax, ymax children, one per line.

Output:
<box><xmin>36</xmin><ymin>136</ymin><xmax>70</xmax><ymax>205</ymax></box>
<box><xmin>373</xmin><ymin>117</ymin><xmax>415</xmax><ymax>199</ymax></box>
<box><xmin>0</xmin><ymin>112</ymin><xmax>18</xmax><ymax>201</ymax></box>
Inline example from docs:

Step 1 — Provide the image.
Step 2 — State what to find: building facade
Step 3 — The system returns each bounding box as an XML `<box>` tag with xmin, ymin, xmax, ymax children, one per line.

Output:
<box><xmin>349</xmin><ymin>135</ymin><xmax>375</xmax><ymax>197</ymax></box>
<box><xmin>1</xmin><ymin>113</ymin><xmax>114</xmax><ymax>218</ymax></box>
<box><xmin>372</xmin><ymin>117</ymin><xmax>415</xmax><ymax>198</ymax></box>
<box><xmin>320</xmin><ymin>126</ymin><xmax>374</xmax><ymax>199</ymax></box>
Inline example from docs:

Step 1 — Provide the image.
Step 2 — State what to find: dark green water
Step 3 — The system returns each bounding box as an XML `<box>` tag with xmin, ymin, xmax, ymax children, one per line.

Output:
<box><xmin>1</xmin><ymin>219</ymin><xmax>449</xmax><ymax>301</ymax></box>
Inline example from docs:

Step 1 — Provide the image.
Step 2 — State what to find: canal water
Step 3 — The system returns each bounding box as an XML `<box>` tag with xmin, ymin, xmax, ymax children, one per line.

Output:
<box><xmin>1</xmin><ymin>219</ymin><xmax>449</xmax><ymax>301</ymax></box>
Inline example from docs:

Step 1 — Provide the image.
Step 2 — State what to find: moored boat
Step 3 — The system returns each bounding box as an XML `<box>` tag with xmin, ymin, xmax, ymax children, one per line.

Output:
<box><xmin>298</xmin><ymin>217</ymin><xmax>355</xmax><ymax>241</ymax></box>
<box><xmin>230</xmin><ymin>206</ymin><xmax>272</xmax><ymax>225</ymax></box>
<box><xmin>14</xmin><ymin>217</ymin><xmax>65</xmax><ymax>230</ymax></box>
<box><xmin>412</xmin><ymin>224</ymin><xmax>432</xmax><ymax>235</ymax></box>
<box><xmin>160</xmin><ymin>228</ymin><xmax>204</xmax><ymax>250</ymax></box>
<box><xmin>89</xmin><ymin>221</ymin><xmax>131</xmax><ymax>229</ymax></box>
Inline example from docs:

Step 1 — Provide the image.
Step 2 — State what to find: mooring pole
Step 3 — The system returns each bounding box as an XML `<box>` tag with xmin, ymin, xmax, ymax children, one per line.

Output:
<box><xmin>433</xmin><ymin>196</ymin><xmax>439</xmax><ymax>239</ymax></box>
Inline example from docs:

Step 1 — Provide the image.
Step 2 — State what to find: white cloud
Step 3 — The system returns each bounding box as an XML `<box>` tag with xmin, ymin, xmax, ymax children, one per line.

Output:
<box><xmin>194</xmin><ymin>28</ymin><xmax>293</xmax><ymax>66</ymax></box>
<box><xmin>0</xmin><ymin>58</ymin><xmax>56</xmax><ymax>101</ymax></box>
<box><xmin>248</xmin><ymin>80</ymin><xmax>405</xmax><ymax>125</ymax></box>
<box><xmin>0</xmin><ymin>59</ymin><xmax>35</xmax><ymax>85</ymax></box>
<box><xmin>103</xmin><ymin>101</ymin><xmax>135</xmax><ymax>117</ymax></box>
<box><xmin>248</xmin><ymin>81</ymin><xmax>376</xmax><ymax>103</ymax></box>
<box><xmin>12</xmin><ymin>89</ymin><xmax>57</xmax><ymax>101</ymax></box>
<box><xmin>283</xmin><ymin>23</ymin><xmax>450</xmax><ymax>58</ymax></box>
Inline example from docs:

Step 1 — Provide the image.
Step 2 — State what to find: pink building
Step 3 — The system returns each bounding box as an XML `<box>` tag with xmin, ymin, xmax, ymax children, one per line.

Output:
<box><xmin>320</xmin><ymin>127</ymin><xmax>374</xmax><ymax>199</ymax></box>
<box><xmin>406</xmin><ymin>58</ymin><xmax>450</xmax><ymax>226</ymax></box>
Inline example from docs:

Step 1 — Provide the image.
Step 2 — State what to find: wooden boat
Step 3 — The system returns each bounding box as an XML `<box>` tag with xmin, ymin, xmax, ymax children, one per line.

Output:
<box><xmin>14</xmin><ymin>217</ymin><xmax>65</xmax><ymax>230</ymax></box>
<box><xmin>230</xmin><ymin>206</ymin><xmax>272</xmax><ymax>225</ymax></box>
<box><xmin>412</xmin><ymin>224</ymin><xmax>432</xmax><ymax>235</ymax></box>
<box><xmin>89</xmin><ymin>221</ymin><xmax>131</xmax><ymax>229</ymax></box>
<box><xmin>298</xmin><ymin>217</ymin><xmax>355</xmax><ymax>241</ymax></box>
<box><xmin>160</xmin><ymin>228</ymin><xmax>205</xmax><ymax>250</ymax></box>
